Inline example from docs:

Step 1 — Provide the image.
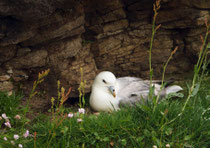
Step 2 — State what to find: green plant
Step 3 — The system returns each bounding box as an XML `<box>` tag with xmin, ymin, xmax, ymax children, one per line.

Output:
<box><xmin>164</xmin><ymin>20</ymin><xmax>209</xmax><ymax>126</ymax></box>
<box><xmin>148</xmin><ymin>0</ymin><xmax>163</xmax><ymax>102</ymax></box>
<box><xmin>0</xmin><ymin>92</ymin><xmax>23</xmax><ymax>118</ymax></box>
<box><xmin>153</xmin><ymin>47</ymin><xmax>179</xmax><ymax>112</ymax></box>
<box><xmin>148</xmin><ymin>0</ymin><xmax>161</xmax><ymax>87</ymax></box>
<box><xmin>78</xmin><ymin>68</ymin><xmax>86</xmax><ymax>108</ymax></box>
<box><xmin>0</xmin><ymin>69</ymin><xmax>50</xmax><ymax>148</ymax></box>
<box><xmin>23</xmin><ymin>69</ymin><xmax>50</xmax><ymax>118</ymax></box>
<box><xmin>47</xmin><ymin>81</ymin><xmax>71</xmax><ymax>148</ymax></box>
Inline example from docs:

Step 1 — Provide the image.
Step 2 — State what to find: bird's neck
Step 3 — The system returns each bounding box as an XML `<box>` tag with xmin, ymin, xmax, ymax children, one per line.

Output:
<box><xmin>92</xmin><ymin>86</ymin><xmax>115</xmax><ymax>99</ymax></box>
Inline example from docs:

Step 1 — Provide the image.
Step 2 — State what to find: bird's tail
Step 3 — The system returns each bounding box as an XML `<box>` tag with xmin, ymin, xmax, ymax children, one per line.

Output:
<box><xmin>165</xmin><ymin>85</ymin><xmax>183</xmax><ymax>94</ymax></box>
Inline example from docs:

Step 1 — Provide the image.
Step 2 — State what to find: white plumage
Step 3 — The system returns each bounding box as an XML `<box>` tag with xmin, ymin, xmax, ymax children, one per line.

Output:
<box><xmin>89</xmin><ymin>71</ymin><xmax>183</xmax><ymax>112</ymax></box>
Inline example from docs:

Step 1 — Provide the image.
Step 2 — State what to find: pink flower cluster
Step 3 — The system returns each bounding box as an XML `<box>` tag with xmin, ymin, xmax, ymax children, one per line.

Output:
<box><xmin>4</xmin><ymin>121</ymin><xmax>11</xmax><ymax>128</ymax></box>
<box><xmin>78</xmin><ymin>108</ymin><xmax>85</xmax><ymax>114</ymax></box>
<box><xmin>23</xmin><ymin>130</ymin><xmax>30</xmax><ymax>138</ymax></box>
<box><xmin>1</xmin><ymin>113</ymin><xmax>22</xmax><ymax>129</ymax></box>
<box><xmin>1</xmin><ymin>113</ymin><xmax>30</xmax><ymax>148</ymax></box>
<box><xmin>67</xmin><ymin>108</ymin><xmax>86</xmax><ymax>123</ymax></box>
<box><xmin>1</xmin><ymin>113</ymin><xmax>11</xmax><ymax>128</ymax></box>
<box><xmin>68</xmin><ymin>113</ymin><xmax>74</xmax><ymax>118</ymax></box>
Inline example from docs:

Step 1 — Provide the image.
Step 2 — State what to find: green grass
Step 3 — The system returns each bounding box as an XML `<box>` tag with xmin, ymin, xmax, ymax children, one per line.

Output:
<box><xmin>1</xmin><ymin>77</ymin><xmax>209</xmax><ymax>148</ymax></box>
<box><xmin>0</xmin><ymin>91</ymin><xmax>23</xmax><ymax>118</ymax></box>
<box><xmin>31</xmin><ymin>78</ymin><xmax>209</xmax><ymax>148</ymax></box>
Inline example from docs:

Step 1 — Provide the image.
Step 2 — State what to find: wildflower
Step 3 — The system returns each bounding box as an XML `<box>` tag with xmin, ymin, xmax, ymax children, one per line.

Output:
<box><xmin>3</xmin><ymin>137</ymin><xmax>7</xmax><ymax>141</ymax></box>
<box><xmin>18</xmin><ymin>144</ymin><xmax>23</xmax><ymax>148</ymax></box>
<box><xmin>11</xmin><ymin>140</ymin><xmax>15</xmax><ymax>145</ymax></box>
<box><xmin>166</xmin><ymin>144</ymin><xmax>170</xmax><ymax>148</ymax></box>
<box><xmin>14</xmin><ymin>134</ymin><xmax>19</xmax><ymax>140</ymax></box>
<box><xmin>68</xmin><ymin>113</ymin><xmax>74</xmax><ymax>118</ymax></box>
<box><xmin>2</xmin><ymin>113</ymin><xmax>8</xmax><ymax>120</ymax></box>
<box><xmin>78</xmin><ymin>108</ymin><xmax>85</xmax><ymax>114</ymax></box>
<box><xmin>77</xmin><ymin>118</ymin><xmax>83</xmax><ymax>123</ymax></box>
<box><xmin>153</xmin><ymin>146</ymin><xmax>157</xmax><ymax>148</ymax></box>
<box><xmin>14</xmin><ymin>115</ymin><xmax>21</xmax><ymax>120</ymax></box>
<box><xmin>4</xmin><ymin>122</ymin><xmax>11</xmax><ymax>128</ymax></box>
<box><xmin>23</xmin><ymin>130</ymin><xmax>30</xmax><ymax>138</ymax></box>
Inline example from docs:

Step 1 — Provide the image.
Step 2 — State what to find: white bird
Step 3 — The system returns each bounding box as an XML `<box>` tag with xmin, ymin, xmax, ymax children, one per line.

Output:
<box><xmin>89</xmin><ymin>71</ymin><xmax>183</xmax><ymax>112</ymax></box>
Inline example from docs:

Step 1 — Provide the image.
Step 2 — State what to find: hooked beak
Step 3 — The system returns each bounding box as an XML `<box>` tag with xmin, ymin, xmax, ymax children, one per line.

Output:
<box><xmin>108</xmin><ymin>86</ymin><xmax>116</xmax><ymax>98</ymax></box>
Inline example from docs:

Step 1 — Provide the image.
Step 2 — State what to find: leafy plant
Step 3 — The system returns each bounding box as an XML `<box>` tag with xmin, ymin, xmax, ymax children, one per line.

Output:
<box><xmin>23</xmin><ymin>69</ymin><xmax>50</xmax><ymax>118</ymax></box>
<box><xmin>0</xmin><ymin>92</ymin><xmax>23</xmax><ymax>118</ymax></box>
<box><xmin>78</xmin><ymin>68</ymin><xmax>86</xmax><ymax>108</ymax></box>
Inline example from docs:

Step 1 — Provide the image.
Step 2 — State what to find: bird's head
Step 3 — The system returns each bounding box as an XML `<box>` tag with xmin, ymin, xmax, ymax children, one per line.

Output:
<box><xmin>92</xmin><ymin>71</ymin><xmax>117</xmax><ymax>98</ymax></box>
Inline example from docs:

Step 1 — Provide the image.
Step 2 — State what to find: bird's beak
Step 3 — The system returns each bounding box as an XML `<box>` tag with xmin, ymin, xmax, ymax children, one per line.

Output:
<box><xmin>108</xmin><ymin>86</ymin><xmax>116</xmax><ymax>98</ymax></box>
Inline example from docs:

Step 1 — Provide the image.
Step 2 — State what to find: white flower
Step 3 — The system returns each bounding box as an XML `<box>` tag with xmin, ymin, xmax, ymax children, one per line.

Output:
<box><xmin>78</xmin><ymin>108</ymin><xmax>85</xmax><ymax>114</ymax></box>
<box><xmin>153</xmin><ymin>146</ymin><xmax>157</xmax><ymax>148</ymax></box>
<box><xmin>3</xmin><ymin>137</ymin><xmax>7</xmax><ymax>141</ymax></box>
<box><xmin>2</xmin><ymin>113</ymin><xmax>8</xmax><ymax>120</ymax></box>
<box><xmin>4</xmin><ymin>122</ymin><xmax>11</xmax><ymax>128</ymax></box>
<box><xmin>14</xmin><ymin>115</ymin><xmax>21</xmax><ymax>120</ymax></box>
<box><xmin>77</xmin><ymin>118</ymin><xmax>83</xmax><ymax>123</ymax></box>
<box><xmin>166</xmin><ymin>144</ymin><xmax>170</xmax><ymax>148</ymax></box>
<box><xmin>23</xmin><ymin>130</ymin><xmax>29</xmax><ymax>138</ymax></box>
<box><xmin>68</xmin><ymin>113</ymin><xmax>74</xmax><ymax>118</ymax></box>
<box><xmin>18</xmin><ymin>144</ymin><xmax>23</xmax><ymax>148</ymax></box>
<box><xmin>14</xmin><ymin>134</ymin><xmax>19</xmax><ymax>140</ymax></box>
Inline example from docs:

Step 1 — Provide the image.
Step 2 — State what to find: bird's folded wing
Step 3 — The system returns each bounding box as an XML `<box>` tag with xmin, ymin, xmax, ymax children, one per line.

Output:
<box><xmin>116</xmin><ymin>77</ymin><xmax>151</xmax><ymax>105</ymax></box>
<box><xmin>117</xmin><ymin>77</ymin><xmax>182</xmax><ymax>106</ymax></box>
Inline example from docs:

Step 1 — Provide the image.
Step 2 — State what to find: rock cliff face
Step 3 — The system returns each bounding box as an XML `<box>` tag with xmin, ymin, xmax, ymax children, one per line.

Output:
<box><xmin>0</xmin><ymin>0</ymin><xmax>209</xmax><ymax>97</ymax></box>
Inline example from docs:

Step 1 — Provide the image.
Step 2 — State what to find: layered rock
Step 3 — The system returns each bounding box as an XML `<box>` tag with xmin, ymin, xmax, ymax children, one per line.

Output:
<box><xmin>0</xmin><ymin>0</ymin><xmax>209</xmax><ymax>99</ymax></box>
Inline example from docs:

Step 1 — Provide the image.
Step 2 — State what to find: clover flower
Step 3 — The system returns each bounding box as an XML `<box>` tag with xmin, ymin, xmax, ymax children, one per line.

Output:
<box><xmin>78</xmin><ymin>108</ymin><xmax>85</xmax><ymax>114</ymax></box>
<box><xmin>14</xmin><ymin>134</ymin><xmax>19</xmax><ymax>140</ymax></box>
<box><xmin>3</xmin><ymin>137</ymin><xmax>7</xmax><ymax>141</ymax></box>
<box><xmin>2</xmin><ymin>113</ymin><xmax>8</xmax><ymax>120</ymax></box>
<box><xmin>14</xmin><ymin>115</ymin><xmax>21</xmax><ymax>120</ymax></box>
<box><xmin>23</xmin><ymin>130</ymin><xmax>30</xmax><ymax>138</ymax></box>
<box><xmin>4</xmin><ymin>122</ymin><xmax>11</xmax><ymax>128</ymax></box>
<box><xmin>68</xmin><ymin>113</ymin><xmax>74</xmax><ymax>118</ymax></box>
<box><xmin>18</xmin><ymin>144</ymin><xmax>23</xmax><ymax>148</ymax></box>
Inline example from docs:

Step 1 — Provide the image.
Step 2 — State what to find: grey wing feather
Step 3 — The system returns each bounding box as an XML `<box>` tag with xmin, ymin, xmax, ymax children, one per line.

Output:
<box><xmin>117</xmin><ymin>77</ymin><xmax>151</xmax><ymax>106</ymax></box>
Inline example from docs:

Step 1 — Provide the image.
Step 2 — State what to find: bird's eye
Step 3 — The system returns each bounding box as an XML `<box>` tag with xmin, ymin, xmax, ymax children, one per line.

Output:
<box><xmin>102</xmin><ymin>79</ymin><xmax>107</xmax><ymax>84</ymax></box>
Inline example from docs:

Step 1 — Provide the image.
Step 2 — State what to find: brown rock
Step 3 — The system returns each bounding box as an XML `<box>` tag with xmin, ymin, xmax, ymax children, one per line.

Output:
<box><xmin>103</xmin><ymin>19</ymin><xmax>128</xmax><ymax>33</ymax></box>
<box><xmin>0</xmin><ymin>75</ymin><xmax>10</xmax><ymax>81</ymax></box>
<box><xmin>22</xmin><ymin>16</ymin><xmax>85</xmax><ymax>46</ymax></box>
<box><xmin>5</xmin><ymin>50</ymin><xmax>48</xmax><ymax>69</ymax></box>
<box><xmin>0</xmin><ymin>45</ymin><xmax>16</xmax><ymax>63</ymax></box>
<box><xmin>0</xmin><ymin>81</ymin><xmax>13</xmax><ymax>92</ymax></box>
<box><xmin>17</xmin><ymin>48</ymin><xmax>31</xmax><ymax>57</ymax></box>
<box><xmin>0</xmin><ymin>30</ymin><xmax>35</xmax><ymax>47</ymax></box>
<box><xmin>48</xmin><ymin>37</ymin><xmax>82</xmax><ymax>71</ymax></box>
<box><xmin>102</xmin><ymin>8</ymin><xmax>126</xmax><ymax>23</ymax></box>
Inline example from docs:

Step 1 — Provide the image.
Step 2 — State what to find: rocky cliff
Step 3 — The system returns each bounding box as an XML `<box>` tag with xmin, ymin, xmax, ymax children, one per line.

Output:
<box><xmin>0</xmin><ymin>0</ymin><xmax>209</xmax><ymax>98</ymax></box>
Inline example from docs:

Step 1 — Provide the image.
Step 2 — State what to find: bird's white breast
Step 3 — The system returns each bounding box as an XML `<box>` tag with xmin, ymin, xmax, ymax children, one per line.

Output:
<box><xmin>90</xmin><ymin>86</ymin><xmax>119</xmax><ymax>112</ymax></box>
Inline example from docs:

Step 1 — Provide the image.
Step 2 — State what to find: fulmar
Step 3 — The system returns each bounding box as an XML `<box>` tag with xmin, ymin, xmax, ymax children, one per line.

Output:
<box><xmin>89</xmin><ymin>71</ymin><xmax>183</xmax><ymax>112</ymax></box>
